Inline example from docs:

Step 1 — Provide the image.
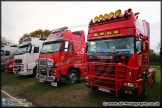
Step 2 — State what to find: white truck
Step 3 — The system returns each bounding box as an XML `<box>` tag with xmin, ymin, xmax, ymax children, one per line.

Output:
<box><xmin>1</xmin><ymin>44</ymin><xmax>18</xmax><ymax>71</ymax></box>
<box><xmin>13</xmin><ymin>37</ymin><xmax>46</xmax><ymax>76</ymax></box>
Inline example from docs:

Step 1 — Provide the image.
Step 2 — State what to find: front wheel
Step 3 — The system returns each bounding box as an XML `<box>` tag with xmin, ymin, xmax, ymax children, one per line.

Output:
<box><xmin>32</xmin><ymin>66</ymin><xmax>37</xmax><ymax>77</ymax></box>
<box><xmin>141</xmin><ymin>75</ymin><xmax>147</xmax><ymax>99</ymax></box>
<box><xmin>67</xmin><ymin>70</ymin><xmax>78</xmax><ymax>84</ymax></box>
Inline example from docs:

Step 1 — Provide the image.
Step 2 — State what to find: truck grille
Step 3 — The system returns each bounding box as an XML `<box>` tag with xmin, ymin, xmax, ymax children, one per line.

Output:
<box><xmin>94</xmin><ymin>65</ymin><xmax>116</xmax><ymax>78</ymax></box>
<box><xmin>89</xmin><ymin>63</ymin><xmax>126</xmax><ymax>90</ymax></box>
<box><xmin>14</xmin><ymin>59</ymin><xmax>22</xmax><ymax>63</ymax></box>
<box><xmin>39</xmin><ymin>59</ymin><xmax>47</xmax><ymax>66</ymax></box>
<box><xmin>92</xmin><ymin>78</ymin><xmax>117</xmax><ymax>89</ymax></box>
<box><xmin>37</xmin><ymin>59</ymin><xmax>51</xmax><ymax>75</ymax></box>
<box><xmin>91</xmin><ymin>64</ymin><xmax>126</xmax><ymax>79</ymax></box>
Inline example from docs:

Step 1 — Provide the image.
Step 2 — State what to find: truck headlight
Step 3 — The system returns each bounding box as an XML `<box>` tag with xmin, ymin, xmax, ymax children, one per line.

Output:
<box><xmin>9</xmin><ymin>65</ymin><xmax>13</xmax><ymax>67</ymax></box>
<box><xmin>47</xmin><ymin>59</ymin><xmax>54</xmax><ymax>67</ymax></box>
<box><xmin>85</xmin><ymin>76</ymin><xmax>89</xmax><ymax>80</ymax></box>
<box><xmin>124</xmin><ymin>82</ymin><xmax>134</xmax><ymax>88</ymax></box>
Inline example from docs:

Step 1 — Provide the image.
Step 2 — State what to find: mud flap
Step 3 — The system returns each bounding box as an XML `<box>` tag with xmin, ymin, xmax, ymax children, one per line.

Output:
<box><xmin>51</xmin><ymin>82</ymin><xmax>57</xmax><ymax>87</ymax></box>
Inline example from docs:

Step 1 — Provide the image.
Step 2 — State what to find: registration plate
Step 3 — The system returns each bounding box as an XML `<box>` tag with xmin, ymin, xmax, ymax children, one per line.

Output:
<box><xmin>98</xmin><ymin>87</ymin><xmax>111</xmax><ymax>93</ymax></box>
<box><xmin>14</xmin><ymin>68</ymin><xmax>18</xmax><ymax>71</ymax></box>
<box><xmin>39</xmin><ymin>80</ymin><xmax>44</xmax><ymax>83</ymax></box>
<box><xmin>51</xmin><ymin>82</ymin><xmax>57</xmax><ymax>87</ymax></box>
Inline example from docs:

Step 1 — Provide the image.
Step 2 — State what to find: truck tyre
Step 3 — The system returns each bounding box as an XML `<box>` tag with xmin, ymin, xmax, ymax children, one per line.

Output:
<box><xmin>141</xmin><ymin>75</ymin><xmax>147</xmax><ymax>99</ymax></box>
<box><xmin>151</xmin><ymin>73</ymin><xmax>156</xmax><ymax>87</ymax></box>
<box><xmin>32</xmin><ymin>66</ymin><xmax>37</xmax><ymax>76</ymax></box>
<box><xmin>67</xmin><ymin>70</ymin><xmax>78</xmax><ymax>84</ymax></box>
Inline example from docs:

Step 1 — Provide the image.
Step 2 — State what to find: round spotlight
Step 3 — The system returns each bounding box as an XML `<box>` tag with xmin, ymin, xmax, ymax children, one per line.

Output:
<box><xmin>104</xmin><ymin>13</ymin><xmax>109</xmax><ymax>20</ymax></box>
<box><xmin>109</xmin><ymin>12</ymin><xmax>114</xmax><ymax>18</ymax></box>
<box><xmin>94</xmin><ymin>16</ymin><xmax>99</xmax><ymax>22</ymax></box>
<box><xmin>115</xmin><ymin>10</ymin><xmax>121</xmax><ymax>17</ymax></box>
<box><xmin>99</xmin><ymin>15</ymin><xmax>104</xmax><ymax>21</ymax></box>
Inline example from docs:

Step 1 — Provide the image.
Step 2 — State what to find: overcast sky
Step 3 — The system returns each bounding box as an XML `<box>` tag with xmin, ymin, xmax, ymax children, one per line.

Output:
<box><xmin>1</xmin><ymin>1</ymin><xmax>161</xmax><ymax>52</ymax></box>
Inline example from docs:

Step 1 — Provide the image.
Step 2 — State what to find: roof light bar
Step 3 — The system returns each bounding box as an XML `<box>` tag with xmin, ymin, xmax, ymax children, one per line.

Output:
<box><xmin>90</xmin><ymin>8</ymin><xmax>135</xmax><ymax>26</ymax></box>
<box><xmin>52</xmin><ymin>26</ymin><xmax>68</xmax><ymax>33</ymax></box>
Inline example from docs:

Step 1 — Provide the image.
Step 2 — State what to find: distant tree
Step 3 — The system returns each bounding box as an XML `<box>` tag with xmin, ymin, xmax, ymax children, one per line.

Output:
<box><xmin>149</xmin><ymin>49</ymin><xmax>160</xmax><ymax>65</ymax></box>
<box><xmin>155</xmin><ymin>42</ymin><xmax>161</xmax><ymax>59</ymax></box>
<box><xmin>149</xmin><ymin>49</ymin><xmax>157</xmax><ymax>61</ymax></box>
<box><xmin>1</xmin><ymin>37</ymin><xmax>11</xmax><ymax>45</ymax></box>
<box><xmin>19</xmin><ymin>33</ymin><xmax>30</xmax><ymax>44</ymax></box>
<box><xmin>19</xmin><ymin>29</ymin><xmax>51</xmax><ymax>44</ymax></box>
<box><xmin>44</xmin><ymin>29</ymin><xmax>52</xmax><ymax>37</ymax></box>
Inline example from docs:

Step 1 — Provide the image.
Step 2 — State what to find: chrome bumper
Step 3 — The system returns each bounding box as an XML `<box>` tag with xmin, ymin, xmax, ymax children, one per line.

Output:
<box><xmin>36</xmin><ymin>74</ymin><xmax>55</xmax><ymax>82</ymax></box>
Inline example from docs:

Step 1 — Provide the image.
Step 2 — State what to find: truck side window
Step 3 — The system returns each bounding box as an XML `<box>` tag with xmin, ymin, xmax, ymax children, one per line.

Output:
<box><xmin>5</xmin><ymin>51</ymin><xmax>10</xmax><ymax>56</ymax></box>
<box><xmin>34</xmin><ymin>46</ymin><xmax>39</xmax><ymax>53</ymax></box>
<box><xmin>136</xmin><ymin>41</ymin><xmax>142</xmax><ymax>53</ymax></box>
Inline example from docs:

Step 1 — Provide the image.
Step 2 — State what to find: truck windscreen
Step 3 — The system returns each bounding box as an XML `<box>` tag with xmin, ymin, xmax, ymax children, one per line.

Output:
<box><xmin>17</xmin><ymin>45</ymin><xmax>30</xmax><ymax>54</ymax></box>
<box><xmin>40</xmin><ymin>42</ymin><xmax>62</xmax><ymax>54</ymax></box>
<box><xmin>87</xmin><ymin>37</ymin><xmax>135</xmax><ymax>55</ymax></box>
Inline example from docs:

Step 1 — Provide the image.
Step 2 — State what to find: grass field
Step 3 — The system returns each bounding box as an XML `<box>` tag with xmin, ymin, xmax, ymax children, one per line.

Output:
<box><xmin>1</xmin><ymin>65</ymin><xmax>161</xmax><ymax>107</ymax></box>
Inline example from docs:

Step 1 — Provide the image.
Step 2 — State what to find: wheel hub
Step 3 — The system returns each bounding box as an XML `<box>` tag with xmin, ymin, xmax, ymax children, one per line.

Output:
<box><xmin>70</xmin><ymin>73</ymin><xmax>76</xmax><ymax>83</ymax></box>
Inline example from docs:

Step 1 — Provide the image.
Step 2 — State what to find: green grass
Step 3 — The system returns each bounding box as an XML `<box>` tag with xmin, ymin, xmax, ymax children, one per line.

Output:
<box><xmin>150</xmin><ymin>65</ymin><xmax>161</xmax><ymax>71</ymax></box>
<box><xmin>1</xmin><ymin>65</ymin><xmax>161</xmax><ymax>107</ymax></box>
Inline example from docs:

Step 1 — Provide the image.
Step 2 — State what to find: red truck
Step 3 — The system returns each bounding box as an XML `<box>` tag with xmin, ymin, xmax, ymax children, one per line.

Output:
<box><xmin>36</xmin><ymin>26</ymin><xmax>87</xmax><ymax>87</ymax></box>
<box><xmin>4</xmin><ymin>59</ymin><xmax>14</xmax><ymax>72</ymax></box>
<box><xmin>85</xmin><ymin>8</ymin><xmax>156</xmax><ymax>99</ymax></box>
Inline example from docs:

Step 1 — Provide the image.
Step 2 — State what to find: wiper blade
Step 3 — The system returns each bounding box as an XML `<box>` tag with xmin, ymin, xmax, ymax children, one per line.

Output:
<box><xmin>40</xmin><ymin>50</ymin><xmax>50</xmax><ymax>54</ymax></box>
<box><xmin>40</xmin><ymin>51</ymin><xmax>54</xmax><ymax>54</ymax></box>
<box><xmin>98</xmin><ymin>52</ymin><xmax>109</xmax><ymax>53</ymax></box>
<box><xmin>40</xmin><ymin>52</ymin><xmax>44</xmax><ymax>54</ymax></box>
<box><xmin>46</xmin><ymin>51</ymin><xmax>54</xmax><ymax>53</ymax></box>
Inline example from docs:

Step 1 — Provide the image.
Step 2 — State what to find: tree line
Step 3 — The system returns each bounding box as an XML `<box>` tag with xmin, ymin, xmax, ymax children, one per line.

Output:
<box><xmin>18</xmin><ymin>29</ymin><xmax>51</xmax><ymax>44</ymax></box>
<box><xmin>150</xmin><ymin>48</ymin><xmax>161</xmax><ymax>65</ymax></box>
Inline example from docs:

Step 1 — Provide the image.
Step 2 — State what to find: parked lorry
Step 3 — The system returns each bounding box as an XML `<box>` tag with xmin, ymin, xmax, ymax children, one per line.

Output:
<box><xmin>85</xmin><ymin>8</ymin><xmax>156</xmax><ymax>99</ymax></box>
<box><xmin>4</xmin><ymin>59</ymin><xmax>14</xmax><ymax>72</ymax></box>
<box><xmin>36</xmin><ymin>26</ymin><xmax>87</xmax><ymax>87</ymax></box>
<box><xmin>13</xmin><ymin>37</ymin><xmax>46</xmax><ymax>76</ymax></box>
<box><xmin>1</xmin><ymin>44</ymin><xmax>18</xmax><ymax>71</ymax></box>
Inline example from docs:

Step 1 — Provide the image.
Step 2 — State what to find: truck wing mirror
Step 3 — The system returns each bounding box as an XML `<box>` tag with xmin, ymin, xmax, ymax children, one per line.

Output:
<box><xmin>31</xmin><ymin>45</ymin><xmax>35</xmax><ymax>53</ymax></box>
<box><xmin>64</xmin><ymin>41</ymin><xmax>69</xmax><ymax>52</ymax></box>
<box><xmin>65</xmin><ymin>41</ymin><xmax>69</xmax><ymax>49</ymax></box>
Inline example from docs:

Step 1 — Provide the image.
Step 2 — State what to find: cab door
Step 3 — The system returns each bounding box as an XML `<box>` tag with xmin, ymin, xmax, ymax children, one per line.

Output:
<box><xmin>60</xmin><ymin>41</ymin><xmax>74</xmax><ymax>74</ymax></box>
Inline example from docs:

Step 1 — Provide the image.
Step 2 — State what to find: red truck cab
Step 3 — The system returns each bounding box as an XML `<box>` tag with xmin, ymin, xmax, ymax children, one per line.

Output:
<box><xmin>36</xmin><ymin>26</ymin><xmax>87</xmax><ymax>87</ymax></box>
<box><xmin>85</xmin><ymin>8</ymin><xmax>156</xmax><ymax>99</ymax></box>
<box><xmin>4</xmin><ymin>59</ymin><xmax>14</xmax><ymax>72</ymax></box>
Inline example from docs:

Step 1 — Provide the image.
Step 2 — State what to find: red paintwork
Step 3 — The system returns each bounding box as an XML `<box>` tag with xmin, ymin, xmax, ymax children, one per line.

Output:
<box><xmin>4</xmin><ymin>59</ymin><xmax>14</xmax><ymax>73</ymax></box>
<box><xmin>86</xmin><ymin>8</ymin><xmax>155</xmax><ymax>98</ymax></box>
<box><xmin>37</xmin><ymin>29</ymin><xmax>87</xmax><ymax>81</ymax></box>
